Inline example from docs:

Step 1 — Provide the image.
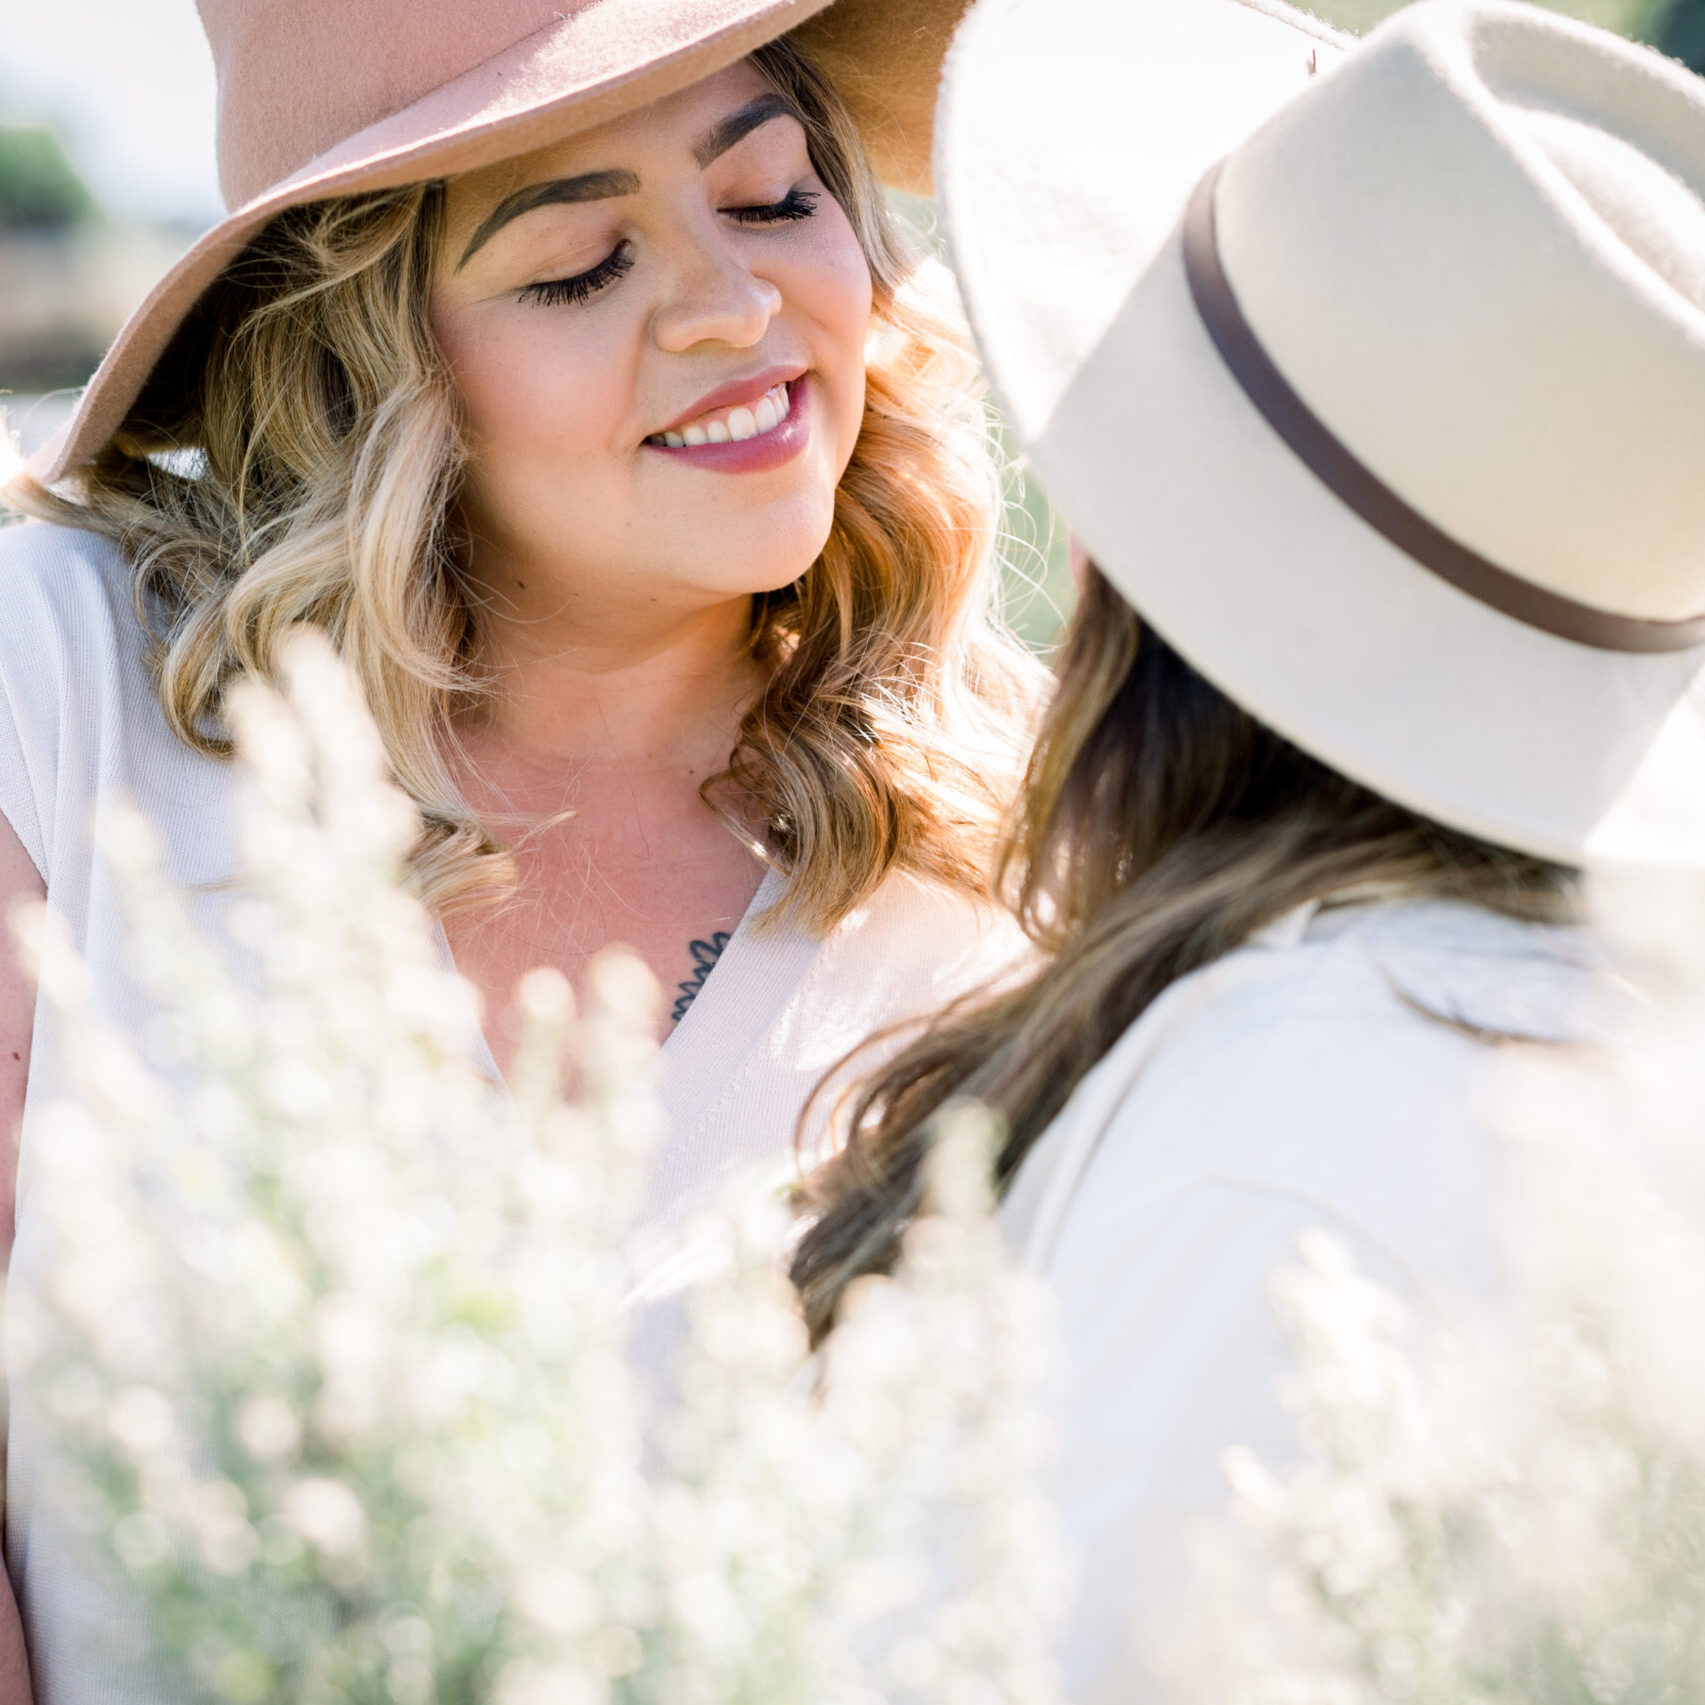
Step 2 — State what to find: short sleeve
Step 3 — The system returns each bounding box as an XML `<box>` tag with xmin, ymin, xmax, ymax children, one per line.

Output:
<box><xmin>0</xmin><ymin>519</ymin><xmax>199</xmax><ymax>898</ymax></box>
<box><xmin>0</xmin><ymin>521</ymin><xmax>89</xmax><ymax>880</ymax></box>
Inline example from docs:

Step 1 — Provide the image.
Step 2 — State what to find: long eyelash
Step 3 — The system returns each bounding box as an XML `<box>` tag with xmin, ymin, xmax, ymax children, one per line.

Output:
<box><xmin>519</xmin><ymin>244</ymin><xmax>635</xmax><ymax>308</ymax></box>
<box><xmin>725</xmin><ymin>188</ymin><xmax>820</xmax><ymax>227</ymax></box>
<box><xmin>514</xmin><ymin>187</ymin><xmax>815</xmax><ymax>308</ymax></box>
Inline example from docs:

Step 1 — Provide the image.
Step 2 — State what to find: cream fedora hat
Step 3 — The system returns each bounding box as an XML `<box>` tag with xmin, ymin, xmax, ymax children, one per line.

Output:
<box><xmin>938</xmin><ymin>0</ymin><xmax>1705</xmax><ymax>867</ymax></box>
<box><xmin>30</xmin><ymin>0</ymin><xmax>970</xmax><ymax>486</ymax></box>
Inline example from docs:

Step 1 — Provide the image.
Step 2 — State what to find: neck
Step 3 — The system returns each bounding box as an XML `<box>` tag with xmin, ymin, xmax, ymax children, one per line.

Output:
<box><xmin>459</xmin><ymin>587</ymin><xmax>763</xmax><ymax>781</ymax></box>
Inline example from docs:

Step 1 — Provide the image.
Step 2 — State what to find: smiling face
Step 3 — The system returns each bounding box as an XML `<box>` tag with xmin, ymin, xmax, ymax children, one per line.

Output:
<box><xmin>430</xmin><ymin>61</ymin><xmax>875</xmax><ymax>635</ymax></box>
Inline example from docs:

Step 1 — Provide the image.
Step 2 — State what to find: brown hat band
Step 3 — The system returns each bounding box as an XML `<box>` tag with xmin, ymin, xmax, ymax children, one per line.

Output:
<box><xmin>1182</xmin><ymin>159</ymin><xmax>1705</xmax><ymax>656</ymax></box>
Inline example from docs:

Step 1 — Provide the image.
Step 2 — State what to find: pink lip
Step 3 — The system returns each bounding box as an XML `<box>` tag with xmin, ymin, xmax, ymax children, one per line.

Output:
<box><xmin>653</xmin><ymin>363</ymin><xmax>807</xmax><ymax>437</ymax></box>
<box><xmin>643</xmin><ymin>375</ymin><xmax>812</xmax><ymax>476</ymax></box>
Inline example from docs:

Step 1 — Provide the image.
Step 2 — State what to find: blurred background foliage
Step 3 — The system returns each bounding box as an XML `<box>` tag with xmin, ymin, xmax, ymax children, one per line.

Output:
<box><xmin>0</xmin><ymin>127</ymin><xmax>97</xmax><ymax>230</ymax></box>
<box><xmin>1</xmin><ymin>0</ymin><xmax>1697</xmax><ymax>647</ymax></box>
<box><xmin>1328</xmin><ymin>0</ymin><xmax>1646</xmax><ymax>29</ymax></box>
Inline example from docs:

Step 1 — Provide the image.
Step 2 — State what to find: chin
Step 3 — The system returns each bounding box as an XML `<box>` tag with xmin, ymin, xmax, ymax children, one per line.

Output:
<box><xmin>701</xmin><ymin>502</ymin><xmax>839</xmax><ymax>598</ymax></box>
<box><xmin>700</xmin><ymin>555</ymin><xmax>825</xmax><ymax>601</ymax></box>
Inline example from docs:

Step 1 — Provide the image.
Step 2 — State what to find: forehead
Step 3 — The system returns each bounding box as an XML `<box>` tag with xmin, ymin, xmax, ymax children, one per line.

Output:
<box><xmin>444</xmin><ymin>59</ymin><xmax>780</xmax><ymax>220</ymax></box>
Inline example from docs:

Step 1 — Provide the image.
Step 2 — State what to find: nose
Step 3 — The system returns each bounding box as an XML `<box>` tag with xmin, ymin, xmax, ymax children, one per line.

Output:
<box><xmin>651</xmin><ymin>225</ymin><xmax>782</xmax><ymax>354</ymax></box>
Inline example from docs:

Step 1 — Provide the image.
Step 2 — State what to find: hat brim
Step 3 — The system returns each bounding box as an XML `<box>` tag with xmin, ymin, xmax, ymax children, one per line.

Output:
<box><xmin>938</xmin><ymin>0</ymin><xmax>1705</xmax><ymax>868</ymax></box>
<box><xmin>30</xmin><ymin>0</ymin><xmax>965</xmax><ymax>486</ymax></box>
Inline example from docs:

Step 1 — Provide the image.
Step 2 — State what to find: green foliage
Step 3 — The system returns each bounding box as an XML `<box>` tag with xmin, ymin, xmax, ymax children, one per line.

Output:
<box><xmin>0</xmin><ymin>125</ymin><xmax>97</xmax><ymax>230</ymax></box>
<box><xmin>1311</xmin><ymin>0</ymin><xmax>1653</xmax><ymax>33</ymax></box>
<box><xmin>1649</xmin><ymin>0</ymin><xmax>1705</xmax><ymax>69</ymax></box>
<box><xmin>1000</xmin><ymin>461</ymin><xmax>1075</xmax><ymax>655</ymax></box>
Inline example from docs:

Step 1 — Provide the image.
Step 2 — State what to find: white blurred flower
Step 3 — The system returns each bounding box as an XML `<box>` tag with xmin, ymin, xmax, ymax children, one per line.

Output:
<box><xmin>17</xmin><ymin>628</ymin><xmax>1072</xmax><ymax>1705</ymax></box>
<box><xmin>1183</xmin><ymin>870</ymin><xmax>1705</xmax><ymax>1705</ymax></box>
<box><xmin>281</xmin><ymin>1478</ymin><xmax>366</xmax><ymax>1559</ymax></box>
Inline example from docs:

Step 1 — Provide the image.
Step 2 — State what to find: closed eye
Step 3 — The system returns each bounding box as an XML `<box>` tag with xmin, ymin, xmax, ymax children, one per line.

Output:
<box><xmin>515</xmin><ymin>187</ymin><xmax>817</xmax><ymax>307</ymax></box>
<box><xmin>724</xmin><ymin>188</ymin><xmax>820</xmax><ymax>226</ymax></box>
<box><xmin>518</xmin><ymin>243</ymin><xmax>635</xmax><ymax>308</ymax></box>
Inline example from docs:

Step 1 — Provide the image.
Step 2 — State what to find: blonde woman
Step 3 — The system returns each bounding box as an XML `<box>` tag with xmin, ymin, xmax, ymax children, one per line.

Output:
<box><xmin>795</xmin><ymin>0</ymin><xmax>1705</xmax><ymax>1693</ymax></box>
<box><xmin>0</xmin><ymin>0</ymin><xmax>1036</xmax><ymax>1693</ymax></box>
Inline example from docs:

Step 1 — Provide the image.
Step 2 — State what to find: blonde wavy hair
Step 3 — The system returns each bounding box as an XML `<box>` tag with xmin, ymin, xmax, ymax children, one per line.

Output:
<box><xmin>5</xmin><ymin>37</ymin><xmax>1039</xmax><ymax>923</ymax></box>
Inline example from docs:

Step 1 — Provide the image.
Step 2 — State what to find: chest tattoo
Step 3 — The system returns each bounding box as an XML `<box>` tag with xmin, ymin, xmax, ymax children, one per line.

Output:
<box><xmin>671</xmin><ymin>931</ymin><xmax>733</xmax><ymax>1023</ymax></box>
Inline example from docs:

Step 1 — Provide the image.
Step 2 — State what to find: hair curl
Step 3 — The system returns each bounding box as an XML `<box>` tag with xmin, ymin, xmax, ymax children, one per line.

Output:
<box><xmin>5</xmin><ymin>36</ymin><xmax>1039</xmax><ymax>923</ymax></box>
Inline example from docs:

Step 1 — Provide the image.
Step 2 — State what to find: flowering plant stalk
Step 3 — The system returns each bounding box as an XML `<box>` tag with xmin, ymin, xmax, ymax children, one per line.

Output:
<box><xmin>653</xmin><ymin>1104</ymin><xmax>1069</xmax><ymax>1705</ymax></box>
<box><xmin>12</xmin><ymin>632</ymin><xmax>1068</xmax><ymax>1705</ymax></box>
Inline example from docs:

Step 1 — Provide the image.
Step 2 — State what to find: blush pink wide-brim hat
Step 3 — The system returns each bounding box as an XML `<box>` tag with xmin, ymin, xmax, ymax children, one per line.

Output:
<box><xmin>30</xmin><ymin>0</ymin><xmax>971</xmax><ymax>486</ymax></box>
<box><xmin>938</xmin><ymin>0</ymin><xmax>1705</xmax><ymax>868</ymax></box>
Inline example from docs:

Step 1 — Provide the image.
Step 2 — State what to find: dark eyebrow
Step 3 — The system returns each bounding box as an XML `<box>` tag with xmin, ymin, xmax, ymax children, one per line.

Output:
<box><xmin>457</xmin><ymin>167</ymin><xmax>642</xmax><ymax>269</ymax></box>
<box><xmin>692</xmin><ymin>93</ymin><xmax>801</xmax><ymax>168</ymax></box>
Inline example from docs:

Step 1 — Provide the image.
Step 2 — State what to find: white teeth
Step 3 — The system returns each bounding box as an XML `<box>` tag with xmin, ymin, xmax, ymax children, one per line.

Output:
<box><xmin>662</xmin><ymin>381</ymin><xmax>795</xmax><ymax>450</ymax></box>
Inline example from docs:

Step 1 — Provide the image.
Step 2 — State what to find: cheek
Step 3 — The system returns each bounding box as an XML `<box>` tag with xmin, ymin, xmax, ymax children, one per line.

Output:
<box><xmin>433</xmin><ymin>305</ymin><xmax>635</xmax><ymax>489</ymax></box>
<box><xmin>783</xmin><ymin>211</ymin><xmax>874</xmax><ymax>428</ymax></box>
<box><xmin>811</xmin><ymin>217</ymin><xmax>877</xmax><ymax>345</ymax></box>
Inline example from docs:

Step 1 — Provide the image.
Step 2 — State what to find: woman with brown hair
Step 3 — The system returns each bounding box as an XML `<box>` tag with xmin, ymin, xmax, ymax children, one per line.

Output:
<box><xmin>0</xmin><ymin>1</ymin><xmax>1038</xmax><ymax>1693</ymax></box>
<box><xmin>795</xmin><ymin>0</ymin><xmax>1705</xmax><ymax>1692</ymax></box>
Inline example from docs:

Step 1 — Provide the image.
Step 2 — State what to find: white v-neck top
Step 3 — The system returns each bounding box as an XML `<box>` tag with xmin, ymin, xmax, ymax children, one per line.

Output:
<box><xmin>647</xmin><ymin>860</ymin><xmax>1027</xmax><ymax>1227</ymax></box>
<box><xmin>0</xmin><ymin>519</ymin><xmax>1028</xmax><ymax>1704</ymax></box>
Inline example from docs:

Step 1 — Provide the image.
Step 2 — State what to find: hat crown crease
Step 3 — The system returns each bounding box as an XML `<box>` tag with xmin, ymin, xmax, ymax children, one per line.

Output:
<box><xmin>1215</xmin><ymin>0</ymin><xmax>1705</xmax><ymax>626</ymax></box>
<box><xmin>936</xmin><ymin>0</ymin><xmax>1705</xmax><ymax>869</ymax></box>
<box><xmin>1520</xmin><ymin>107</ymin><xmax>1705</xmax><ymax>315</ymax></box>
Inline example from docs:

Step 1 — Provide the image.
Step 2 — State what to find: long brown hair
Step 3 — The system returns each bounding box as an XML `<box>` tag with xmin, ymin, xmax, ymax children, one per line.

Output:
<box><xmin>4</xmin><ymin>36</ymin><xmax>1039</xmax><ymax>922</ymax></box>
<box><xmin>791</xmin><ymin>567</ymin><xmax>1577</xmax><ymax>1343</ymax></box>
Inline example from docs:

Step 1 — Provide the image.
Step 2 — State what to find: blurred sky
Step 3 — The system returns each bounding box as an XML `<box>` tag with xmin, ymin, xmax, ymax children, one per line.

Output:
<box><xmin>2</xmin><ymin>0</ymin><xmax>221</xmax><ymax>226</ymax></box>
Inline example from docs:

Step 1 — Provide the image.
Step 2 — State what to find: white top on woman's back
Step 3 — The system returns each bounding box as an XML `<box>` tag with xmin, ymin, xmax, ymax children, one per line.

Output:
<box><xmin>0</xmin><ymin>518</ymin><xmax>1026</xmax><ymax>1704</ymax></box>
<box><xmin>1001</xmin><ymin>895</ymin><xmax>1598</xmax><ymax>1703</ymax></box>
